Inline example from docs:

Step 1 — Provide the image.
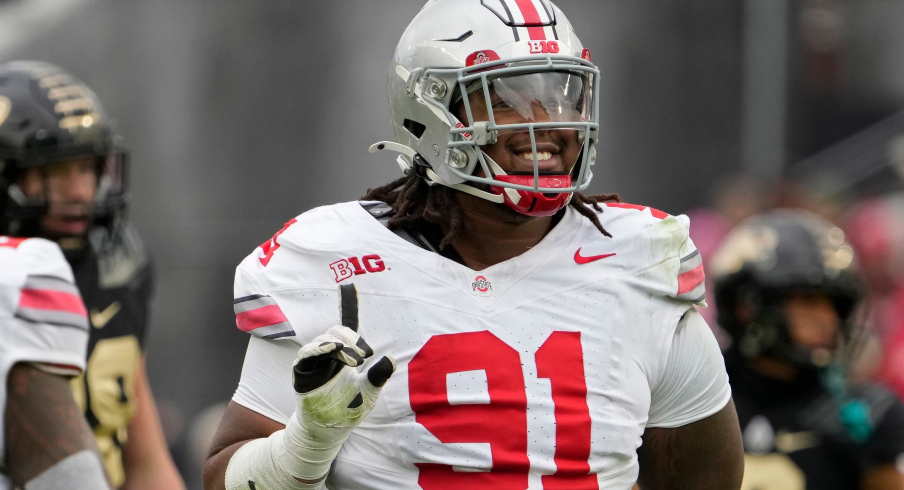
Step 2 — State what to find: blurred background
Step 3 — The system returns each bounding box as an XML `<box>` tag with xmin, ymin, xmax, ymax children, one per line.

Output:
<box><xmin>3</xmin><ymin>0</ymin><xmax>904</xmax><ymax>487</ymax></box>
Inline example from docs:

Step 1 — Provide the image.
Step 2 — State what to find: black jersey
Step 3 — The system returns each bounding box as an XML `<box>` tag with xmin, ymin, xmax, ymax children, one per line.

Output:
<box><xmin>68</xmin><ymin>225</ymin><xmax>153</xmax><ymax>487</ymax></box>
<box><xmin>727</xmin><ymin>350</ymin><xmax>904</xmax><ymax>489</ymax></box>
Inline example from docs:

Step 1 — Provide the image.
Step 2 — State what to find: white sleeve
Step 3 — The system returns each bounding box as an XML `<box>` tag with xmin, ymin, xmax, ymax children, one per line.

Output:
<box><xmin>232</xmin><ymin>336</ymin><xmax>298</xmax><ymax>426</ymax></box>
<box><xmin>646</xmin><ymin>307</ymin><xmax>731</xmax><ymax>428</ymax></box>
<box><xmin>0</xmin><ymin>239</ymin><xmax>89</xmax><ymax>376</ymax></box>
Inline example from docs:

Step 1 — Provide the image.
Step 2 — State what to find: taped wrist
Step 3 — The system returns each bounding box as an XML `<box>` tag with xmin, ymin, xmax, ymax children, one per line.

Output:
<box><xmin>24</xmin><ymin>450</ymin><xmax>110</xmax><ymax>490</ymax></box>
<box><xmin>280</xmin><ymin>409</ymin><xmax>349</xmax><ymax>481</ymax></box>
<box><xmin>224</xmin><ymin>432</ymin><xmax>324</xmax><ymax>490</ymax></box>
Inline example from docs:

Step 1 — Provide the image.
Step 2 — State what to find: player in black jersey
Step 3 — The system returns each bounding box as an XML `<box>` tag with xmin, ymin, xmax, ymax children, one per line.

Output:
<box><xmin>0</xmin><ymin>61</ymin><xmax>184</xmax><ymax>488</ymax></box>
<box><xmin>711</xmin><ymin>208</ymin><xmax>904</xmax><ymax>489</ymax></box>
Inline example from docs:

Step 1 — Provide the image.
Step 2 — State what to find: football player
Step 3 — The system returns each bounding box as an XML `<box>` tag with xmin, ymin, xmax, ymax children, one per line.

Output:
<box><xmin>0</xmin><ymin>61</ymin><xmax>184</xmax><ymax>489</ymax></box>
<box><xmin>711</xmin><ymin>209</ymin><xmax>904</xmax><ymax>489</ymax></box>
<box><xmin>204</xmin><ymin>1</ymin><xmax>744</xmax><ymax>489</ymax></box>
<box><xmin>0</xmin><ymin>237</ymin><xmax>109</xmax><ymax>489</ymax></box>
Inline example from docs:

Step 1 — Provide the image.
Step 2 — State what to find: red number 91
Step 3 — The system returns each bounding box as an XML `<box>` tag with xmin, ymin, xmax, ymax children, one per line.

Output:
<box><xmin>408</xmin><ymin>331</ymin><xmax>597</xmax><ymax>489</ymax></box>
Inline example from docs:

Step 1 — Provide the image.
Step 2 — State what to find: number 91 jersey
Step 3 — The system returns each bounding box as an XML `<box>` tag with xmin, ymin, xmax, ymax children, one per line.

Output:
<box><xmin>232</xmin><ymin>201</ymin><xmax>731</xmax><ymax>490</ymax></box>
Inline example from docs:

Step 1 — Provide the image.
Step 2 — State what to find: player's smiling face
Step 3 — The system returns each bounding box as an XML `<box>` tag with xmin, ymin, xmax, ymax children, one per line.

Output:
<box><xmin>454</xmin><ymin>71</ymin><xmax>586</xmax><ymax>176</ymax></box>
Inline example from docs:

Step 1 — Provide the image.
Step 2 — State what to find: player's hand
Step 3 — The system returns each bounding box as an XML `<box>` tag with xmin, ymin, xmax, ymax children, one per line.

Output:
<box><xmin>291</xmin><ymin>324</ymin><xmax>396</xmax><ymax>428</ymax></box>
<box><xmin>280</xmin><ymin>284</ymin><xmax>396</xmax><ymax>481</ymax></box>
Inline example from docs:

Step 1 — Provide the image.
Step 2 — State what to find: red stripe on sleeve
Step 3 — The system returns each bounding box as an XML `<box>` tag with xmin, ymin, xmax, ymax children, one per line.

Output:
<box><xmin>605</xmin><ymin>202</ymin><xmax>670</xmax><ymax>219</ymax></box>
<box><xmin>19</xmin><ymin>288</ymin><xmax>88</xmax><ymax>317</ymax></box>
<box><xmin>513</xmin><ymin>0</ymin><xmax>546</xmax><ymax>40</ymax></box>
<box><xmin>677</xmin><ymin>263</ymin><xmax>705</xmax><ymax>296</ymax></box>
<box><xmin>0</xmin><ymin>237</ymin><xmax>28</xmax><ymax>249</ymax></box>
<box><xmin>235</xmin><ymin>304</ymin><xmax>289</xmax><ymax>332</ymax></box>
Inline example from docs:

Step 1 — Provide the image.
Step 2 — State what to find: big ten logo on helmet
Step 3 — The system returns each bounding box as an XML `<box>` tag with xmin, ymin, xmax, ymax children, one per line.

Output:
<box><xmin>330</xmin><ymin>255</ymin><xmax>386</xmax><ymax>283</ymax></box>
<box><xmin>471</xmin><ymin>275</ymin><xmax>493</xmax><ymax>293</ymax></box>
<box><xmin>528</xmin><ymin>40</ymin><xmax>559</xmax><ymax>54</ymax></box>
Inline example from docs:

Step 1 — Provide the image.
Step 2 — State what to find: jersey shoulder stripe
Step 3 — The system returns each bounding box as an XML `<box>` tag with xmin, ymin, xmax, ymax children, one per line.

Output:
<box><xmin>0</xmin><ymin>236</ymin><xmax>28</xmax><ymax>248</ymax></box>
<box><xmin>676</xmin><ymin>250</ymin><xmax>705</xmax><ymax>303</ymax></box>
<box><xmin>596</xmin><ymin>202</ymin><xmax>706</xmax><ymax>305</ymax></box>
<box><xmin>17</xmin><ymin>274</ymin><xmax>89</xmax><ymax>330</ymax></box>
<box><xmin>234</xmin><ymin>294</ymin><xmax>294</xmax><ymax>339</ymax></box>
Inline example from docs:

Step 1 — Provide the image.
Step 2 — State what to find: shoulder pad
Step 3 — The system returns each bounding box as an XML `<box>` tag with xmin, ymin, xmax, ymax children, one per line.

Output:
<box><xmin>600</xmin><ymin>203</ymin><xmax>705</xmax><ymax>305</ymax></box>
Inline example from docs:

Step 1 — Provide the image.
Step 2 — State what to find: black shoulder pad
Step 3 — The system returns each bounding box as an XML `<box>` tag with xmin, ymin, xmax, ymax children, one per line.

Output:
<box><xmin>358</xmin><ymin>201</ymin><xmax>437</xmax><ymax>253</ymax></box>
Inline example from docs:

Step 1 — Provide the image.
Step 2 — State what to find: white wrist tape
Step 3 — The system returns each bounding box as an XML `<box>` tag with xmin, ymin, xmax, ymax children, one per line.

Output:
<box><xmin>280</xmin><ymin>409</ymin><xmax>347</xmax><ymax>480</ymax></box>
<box><xmin>224</xmin><ymin>431</ymin><xmax>324</xmax><ymax>490</ymax></box>
<box><xmin>24</xmin><ymin>450</ymin><xmax>110</xmax><ymax>490</ymax></box>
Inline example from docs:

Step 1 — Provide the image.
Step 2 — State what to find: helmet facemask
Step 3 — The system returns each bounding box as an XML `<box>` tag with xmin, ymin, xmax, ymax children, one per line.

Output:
<box><xmin>2</xmin><ymin>148</ymin><xmax>129</xmax><ymax>255</ymax></box>
<box><xmin>421</xmin><ymin>57</ymin><xmax>599</xmax><ymax>216</ymax></box>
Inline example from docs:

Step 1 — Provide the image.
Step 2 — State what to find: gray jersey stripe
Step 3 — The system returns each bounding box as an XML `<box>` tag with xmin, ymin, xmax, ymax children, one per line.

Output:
<box><xmin>678</xmin><ymin>252</ymin><xmax>703</xmax><ymax>274</ymax></box>
<box><xmin>23</xmin><ymin>275</ymin><xmax>79</xmax><ymax>295</ymax></box>
<box><xmin>677</xmin><ymin>284</ymin><xmax>707</xmax><ymax>303</ymax></box>
<box><xmin>249</xmin><ymin>321</ymin><xmax>294</xmax><ymax>340</ymax></box>
<box><xmin>234</xmin><ymin>295</ymin><xmax>279</xmax><ymax>314</ymax></box>
<box><xmin>234</xmin><ymin>294</ymin><xmax>267</xmax><ymax>304</ymax></box>
<box><xmin>16</xmin><ymin>308</ymin><xmax>89</xmax><ymax>331</ymax></box>
<box><xmin>680</xmin><ymin>249</ymin><xmax>700</xmax><ymax>263</ymax></box>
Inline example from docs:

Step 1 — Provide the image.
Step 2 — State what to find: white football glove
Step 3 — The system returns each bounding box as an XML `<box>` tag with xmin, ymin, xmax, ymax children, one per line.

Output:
<box><xmin>280</xmin><ymin>284</ymin><xmax>396</xmax><ymax>482</ymax></box>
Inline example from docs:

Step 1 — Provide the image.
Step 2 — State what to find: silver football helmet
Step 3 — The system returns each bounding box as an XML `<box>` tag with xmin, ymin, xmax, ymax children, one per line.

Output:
<box><xmin>371</xmin><ymin>0</ymin><xmax>600</xmax><ymax>217</ymax></box>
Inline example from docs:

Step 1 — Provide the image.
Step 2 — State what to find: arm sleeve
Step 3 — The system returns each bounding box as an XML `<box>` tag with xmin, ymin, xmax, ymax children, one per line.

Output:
<box><xmin>1</xmin><ymin>238</ymin><xmax>90</xmax><ymax>376</ymax></box>
<box><xmin>231</xmin><ymin>336</ymin><xmax>298</xmax><ymax>426</ymax></box>
<box><xmin>233</xmin><ymin>260</ymin><xmax>297</xmax><ymax>340</ymax></box>
<box><xmin>647</xmin><ymin>307</ymin><xmax>731</xmax><ymax>428</ymax></box>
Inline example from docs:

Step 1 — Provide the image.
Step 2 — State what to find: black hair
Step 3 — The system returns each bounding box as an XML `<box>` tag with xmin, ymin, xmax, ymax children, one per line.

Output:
<box><xmin>361</xmin><ymin>174</ymin><xmax>618</xmax><ymax>250</ymax></box>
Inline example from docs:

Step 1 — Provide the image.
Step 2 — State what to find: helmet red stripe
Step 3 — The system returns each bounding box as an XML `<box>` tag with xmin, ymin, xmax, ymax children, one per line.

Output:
<box><xmin>512</xmin><ymin>0</ymin><xmax>547</xmax><ymax>40</ymax></box>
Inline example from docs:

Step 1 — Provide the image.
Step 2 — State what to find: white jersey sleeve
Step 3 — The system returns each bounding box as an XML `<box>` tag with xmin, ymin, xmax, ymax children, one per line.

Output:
<box><xmin>646</xmin><ymin>307</ymin><xmax>731</xmax><ymax>427</ymax></box>
<box><xmin>0</xmin><ymin>236</ymin><xmax>90</xmax><ymax>470</ymax></box>
<box><xmin>597</xmin><ymin>204</ymin><xmax>728</xmax><ymax>427</ymax></box>
<box><xmin>232</xmin><ymin>336</ymin><xmax>297</xmax><ymax>425</ymax></box>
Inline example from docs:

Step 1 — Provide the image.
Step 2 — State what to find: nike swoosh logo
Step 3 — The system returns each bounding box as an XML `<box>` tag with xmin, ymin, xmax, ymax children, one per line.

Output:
<box><xmin>90</xmin><ymin>301</ymin><xmax>121</xmax><ymax>329</ymax></box>
<box><xmin>574</xmin><ymin>248</ymin><xmax>616</xmax><ymax>264</ymax></box>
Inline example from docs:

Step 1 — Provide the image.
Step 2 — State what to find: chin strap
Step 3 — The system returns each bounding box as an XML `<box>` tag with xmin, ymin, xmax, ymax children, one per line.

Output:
<box><xmin>369</xmin><ymin>142</ymin><xmax>505</xmax><ymax>204</ymax></box>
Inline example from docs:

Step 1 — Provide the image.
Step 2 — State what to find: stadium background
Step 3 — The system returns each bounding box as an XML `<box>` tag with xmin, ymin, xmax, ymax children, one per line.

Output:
<box><xmin>2</xmin><ymin>0</ymin><xmax>903</xmax><ymax>487</ymax></box>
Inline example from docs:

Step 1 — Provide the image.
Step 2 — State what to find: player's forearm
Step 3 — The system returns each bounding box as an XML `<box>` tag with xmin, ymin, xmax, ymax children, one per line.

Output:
<box><xmin>204</xmin><ymin>440</ymin><xmax>251</xmax><ymax>490</ymax></box>
<box><xmin>4</xmin><ymin>363</ymin><xmax>106</xmax><ymax>485</ymax></box>
<box><xmin>203</xmin><ymin>436</ymin><xmax>325</xmax><ymax>490</ymax></box>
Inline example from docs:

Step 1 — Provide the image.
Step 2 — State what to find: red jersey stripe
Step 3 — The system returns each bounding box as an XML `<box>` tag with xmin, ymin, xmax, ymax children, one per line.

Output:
<box><xmin>18</xmin><ymin>288</ymin><xmax>88</xmax><ymax>317</ymax></box>
<box><xmin>0</xmin><ymin>236</ymin><xmax>28</xmax><ymax>248</ymax></box>
<box><xmin>512</xmin><ymin>0</ymin><xmax>546</xmax><ymax>40</ymax></box>
<box><xmin>677</xmin><ymin>263</ymin><xmax>705</xmax><ymax>296</ymax></box>
<box><xmin>236</xmin><ymin>304</ymin><xmax>290</xmax><ymax>332</ymax></box>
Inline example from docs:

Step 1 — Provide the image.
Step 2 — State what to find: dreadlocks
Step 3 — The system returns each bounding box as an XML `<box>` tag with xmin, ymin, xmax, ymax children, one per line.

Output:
<box><xmin>362</xmin><ymin>174</ymin><xmax>619</xmax><ymax>250</ymax></box>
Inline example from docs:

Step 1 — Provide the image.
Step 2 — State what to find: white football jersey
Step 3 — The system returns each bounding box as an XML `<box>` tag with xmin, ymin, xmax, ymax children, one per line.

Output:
<box><xmin>0</xmin><ymin>236</ymin><xmax>89</xmax><ymax>488</ymax></box>
<box><xmin>232</xmin><ymin>201</ymin><xmax>730</xmax><ymax>490</ymax></box>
